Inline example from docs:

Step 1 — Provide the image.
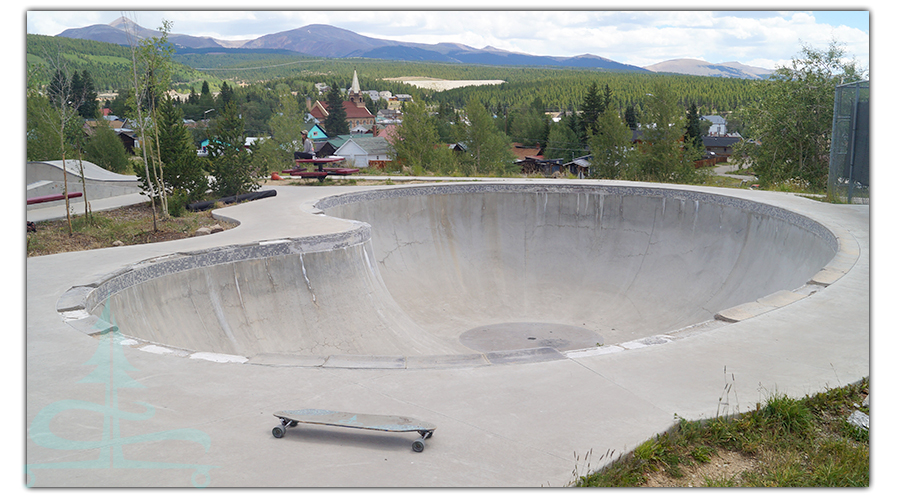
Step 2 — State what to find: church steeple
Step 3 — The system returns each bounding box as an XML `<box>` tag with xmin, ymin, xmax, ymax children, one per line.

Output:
<box><xmin>349</xmin><ymin>70</ymin><xmax>365</xmax><ymax>108</ymax></box>
<box><xmin>351</xmin><ymin>70</ymin><xmax>360</xmax><ymax>94</ymax></box>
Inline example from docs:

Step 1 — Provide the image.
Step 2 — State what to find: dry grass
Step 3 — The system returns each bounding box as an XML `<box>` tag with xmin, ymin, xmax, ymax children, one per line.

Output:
<box><xmin>26</xmin><ymin>203</ymin><xmax>237</xmax><ymax>257</ymax></box>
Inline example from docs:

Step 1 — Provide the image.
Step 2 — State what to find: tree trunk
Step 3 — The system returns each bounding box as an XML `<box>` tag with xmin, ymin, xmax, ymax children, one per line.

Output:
<box><xmin>62</xmin><ymin>155</ymin><xmax>72</xmax><ymax>235</ymax></box>
<box><xmin>152</xmin><ymin>117</ymin><xmax>169</xmax><ymax>218</ymax></box>
<box><xmin>77</xmin><ymin>148</ymin><xmax>91</xmax><ymax>221</ymax></box>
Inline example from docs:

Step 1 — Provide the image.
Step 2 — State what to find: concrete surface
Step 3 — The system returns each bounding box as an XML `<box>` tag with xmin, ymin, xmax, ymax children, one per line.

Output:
<box><xmin>25</xmin><ymin>179</ymin><xmax>869</xmax><ymax>488</ymax></box>
<box><xmin>712</xmin><ymin>162</ymin><xmax>757</xmax><ymax>183</ymax></box>
<box><xmin>26</xmin><ymin>160</ymin><xmax>142</xmax><ymax>207</ymax></box>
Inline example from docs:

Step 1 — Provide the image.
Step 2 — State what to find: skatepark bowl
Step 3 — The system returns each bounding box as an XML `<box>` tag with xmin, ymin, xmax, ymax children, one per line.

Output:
<box><xmin>60</xmin><ymin>183</ymin><xmax>840</xmax><ymax>368</ymax></box>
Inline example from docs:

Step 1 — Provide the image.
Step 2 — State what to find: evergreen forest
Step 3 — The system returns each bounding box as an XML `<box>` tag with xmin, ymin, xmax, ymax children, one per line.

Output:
<box><xmin>27</xmin><ymin>32</ymin><xmax>863</xmax><ymax>200</ymax></box>
<box><xmin>26</xmin><ymin>34</ymin><xmax>762</xmax><ymax>117</ymax></box>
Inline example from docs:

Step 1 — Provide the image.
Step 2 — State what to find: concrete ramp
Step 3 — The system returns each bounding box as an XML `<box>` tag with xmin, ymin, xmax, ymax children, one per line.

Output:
<box><xmin>75</xmin><ymin>184</ymin><xmax>838</xmax><ymax>362</ymax></box>
<box><xmin>27</xmin><ymin>160</ymin><xmax>141</xmax><ymax>204</ymax></box>
<box><xmin>322</xmin><ymin>184</ymin><xmax>838</xmax><ymax>348</ymax></box>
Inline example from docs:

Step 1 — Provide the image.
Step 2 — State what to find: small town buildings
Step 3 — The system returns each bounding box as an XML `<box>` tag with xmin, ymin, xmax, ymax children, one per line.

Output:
<box><xmin>386</xmin><ymin>98</ymin><xmax>404</xmax><ymax>111</ymax></box>
<box><xmin>376</xmin><ymin>108</ymin><xmax>403</xmax><ymax>123</ymax></box>
<box><xmin>307</xmin><ymin>71</ymin><xmax>376</xmax><ymax>135</ymax></box>
<box><xmin>82</xmin><ymin>118</ymin><xmax>140</xmax><ymax>153</ymax></box>
<box><xmin>332</xmin><ymin>136</ymin><xmax>392</xmax><ymax>169</ymax></box>
<box><xmin>314</xmin><ymin>140</ymin><xmax>337</xmax><ymax>158</ymax></box>
<box><xmin>702</xmin><ymin>115</ymin><xmax>728</xmax><ymax>135</ymax></box>
<box><xmin>376</xmin><ymin>124</ymin><xmax>399</xmax><ymax>145</ymax></box>
<box><xmin>511</xmin><ymin>143</ymin><xmax>554</xmax><ymax>175</ymax></box>
<box><xmin>304</xmin><ymin>123</ymin><xmax>329</xmax><ymax>141</ymax></box>
<box><xmin>565</xmin><ymin>155</ymin><xmax>593</xmax><ymax>179</ymax></box>
<box><xmin>702</xmin><ymin>135</ymin><xmax>742</xmax><ymax>157</ymax></box>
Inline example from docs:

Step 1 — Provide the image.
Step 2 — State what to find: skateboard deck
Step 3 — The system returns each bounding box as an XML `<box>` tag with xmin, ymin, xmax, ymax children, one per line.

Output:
<box><xmin>272</xmin><ymin>409</ymin><xmax>436</xmax><ymax>452</ymax></box>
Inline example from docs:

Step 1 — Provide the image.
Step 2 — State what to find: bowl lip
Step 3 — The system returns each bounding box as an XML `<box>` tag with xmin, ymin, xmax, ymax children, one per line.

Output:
<box><xmin>56</xmin><ymin>182</ymin><xmax>855</xmax><ymax>368</ymax></box>
<box><xmin>315</xmin><ymin>182</ymin><xmax>839</xmax><ymax>251</ymax></box>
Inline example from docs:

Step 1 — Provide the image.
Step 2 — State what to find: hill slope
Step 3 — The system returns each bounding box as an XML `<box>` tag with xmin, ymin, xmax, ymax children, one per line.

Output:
<box><xmin>58</xmin><ymin>15</ymin><xmax>230</xmax><ymax>50</ymax></box>
<box><xmin>56</xmin><ymin>20</ymin><xmax>648</xmax><ymax>72</ymax></box>
<box><xmin>26</xmin><ymin>34</ymin><xmax>219</xmax><ymax>91</ymax></box>
<box><xmin>644</xmin><ymin>58</ymin><xmax>773</xmax><ymax>79</ymax></box>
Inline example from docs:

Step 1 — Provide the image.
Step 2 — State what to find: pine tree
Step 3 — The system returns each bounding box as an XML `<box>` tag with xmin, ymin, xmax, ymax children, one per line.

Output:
<box><xmin>217</xmin><ymin>81</ymin><xmax>235</xmax><ymax>109</ymax></box>
<box><xmin>580</xmin><ymin>82</ymin><xmax>604</xmax><ymax>138</ymax></box>
<box><xmin>323</xmin><ymin>85</ymin><xmax>349</xmax><ymax>136</ymax></box>
<box><xmin>76</xmin><ymin>70</ymin><xmax>99</xmax><ymax>119</ymax></box>
<box><xmin>624</xmin><ymin>104</ymin><xmax>638</xmax><ymax>130</ymax></box>
<box><xmin>208</xmin><ymin>100</ymin><xmax>256</xmax><ymax>196</ymax></box>
<box><xmin>198</xmin><ymin>80</ymin><xmax>215</xmax><ymax>112</ymax></box>
<box><xmin>601</xmin><ymin>84</ymin><xmax>613</xmax><ymax>112</ymax></box>
<box><xmin>684</xmin><ymin>102</ymin><xmax>704</xmax><ymax>157</ymax></box>
<box><xmin>157</xmin><ymin>97</ymin><xmax>207</xmax><ymax>198</ymax></box>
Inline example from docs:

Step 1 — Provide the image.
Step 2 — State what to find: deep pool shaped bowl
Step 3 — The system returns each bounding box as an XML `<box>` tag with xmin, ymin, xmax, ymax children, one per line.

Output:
<box><xmin>66</xmin><ymin>183</ymin><xmax>839</xmax><ymax>365</ymax></box>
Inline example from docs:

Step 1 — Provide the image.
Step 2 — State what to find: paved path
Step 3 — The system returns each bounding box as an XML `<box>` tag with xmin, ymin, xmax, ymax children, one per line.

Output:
<box><xmin>712</xmin><ymin>163</ymin><xmax>757</xmax><ymax>183</ymax></box>
<box><xmin>26</xmin><ymin>192</ymin><xmax>151</xmax><ymax>222</ymax></box>
<box><xmin>25</xmin><ymin>179</ymin><xmax>869</xmax><ymax>487</ymax></box>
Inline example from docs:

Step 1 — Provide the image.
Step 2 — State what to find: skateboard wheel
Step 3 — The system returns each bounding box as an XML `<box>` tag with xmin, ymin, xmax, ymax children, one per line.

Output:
<box><xmin>412</xmin><ymin>439</ymin><xmax>425</xmax><ymax>453</ymax></box>
<box><xmin>288</xmin><ymin>421</ymin><xmax>298</xmax><ymax>427</ymax></box>
<box><xmin>272</xmin><ymin>426</ymin><xmax>285</xmax><ymax>438</ymax></box>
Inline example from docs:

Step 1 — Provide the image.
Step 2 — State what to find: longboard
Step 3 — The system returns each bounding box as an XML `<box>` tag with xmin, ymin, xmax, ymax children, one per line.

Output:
<box><xmin>272</xmin><ymin>409</ymin><xmax>436</xmax><ymax>452</ymax></box>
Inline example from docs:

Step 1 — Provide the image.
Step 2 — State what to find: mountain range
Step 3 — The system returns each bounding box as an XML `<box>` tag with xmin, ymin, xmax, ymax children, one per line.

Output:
<box><xmin>643</xmin><ymin>58</ymin><xmax>773</xmax><ymax>80</ymax></box>
<box><xmin>56</xmin><ymin>17</ymin><xmax>773</xmax><ymax>79</ymax></box>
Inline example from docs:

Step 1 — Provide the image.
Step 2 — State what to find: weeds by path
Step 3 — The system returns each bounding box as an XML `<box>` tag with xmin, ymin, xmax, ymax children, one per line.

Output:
<box><xmin>26</xmin><ymin>203</ymin><xmax>236</xmax><ymax>257</ymax></box>
<box><xmin>575</xmin><ymin>379</ymin><xmax>869</xmax><ymax>487</ymax></box>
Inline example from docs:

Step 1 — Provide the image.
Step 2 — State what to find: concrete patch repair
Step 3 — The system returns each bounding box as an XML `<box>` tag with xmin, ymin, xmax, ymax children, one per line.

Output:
<box><xmin>26</xmin><ymin>181</ymin><xmax>869</xmax><ymax>487</ymax></box>
<box><xmin>26</xmin><ymin>298</ymin><xmax>216</xmax><ymax>488</ymax></box>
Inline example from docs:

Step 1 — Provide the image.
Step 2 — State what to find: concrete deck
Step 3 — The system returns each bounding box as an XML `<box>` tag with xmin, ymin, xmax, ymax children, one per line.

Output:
<box><xmin>25</xmin><ymin>179</ymin><xmax>869</xmax><ymax>487</ymax></box>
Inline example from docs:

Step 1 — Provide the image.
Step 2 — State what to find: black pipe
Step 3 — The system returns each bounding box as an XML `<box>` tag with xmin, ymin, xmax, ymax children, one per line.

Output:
<box><xmin>186</xmin><ymin>189</ymin><xmax>277</xmax><ymax>212</ymax></box>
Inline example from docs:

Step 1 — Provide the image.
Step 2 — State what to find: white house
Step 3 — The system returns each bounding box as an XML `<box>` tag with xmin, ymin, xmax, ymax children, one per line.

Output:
<box><xmin>702</xmin><ymin>115</ymin><xmax>727</xmax><ymax>135</ymax></box>
<box><xmin>333</xmin><ymin>136</ymin><xmax>392</xmax><ymax>168</ymax></box>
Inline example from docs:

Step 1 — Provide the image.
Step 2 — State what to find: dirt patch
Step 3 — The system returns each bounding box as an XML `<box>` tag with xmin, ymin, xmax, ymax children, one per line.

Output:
<box><xmin>26</xmin><ymin>203</ymin><xmax>238</xmax><ymax>257</ymax></box>
<box><xmin>643</xmin><ymin>450</ymin><xmax>759</xmax><ymax>487</ymax></box>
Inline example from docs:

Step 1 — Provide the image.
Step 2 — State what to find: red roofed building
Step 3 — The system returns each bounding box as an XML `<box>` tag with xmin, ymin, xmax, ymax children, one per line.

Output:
<box><xmin>376</xmin><ymin>123</ymin><xmax>399</xmax><ymax>145</ymax></box>
<box><xmin>308</xmin><ymin>71</ymin><xmax>375</xmax><ymax>134</ymax></box>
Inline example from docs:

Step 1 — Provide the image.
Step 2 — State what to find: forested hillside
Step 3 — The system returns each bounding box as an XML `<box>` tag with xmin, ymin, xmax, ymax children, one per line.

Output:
<box><xmin>430</xmin><ymin>71</ymin><xmax>760</xmax><ymax>114</ymax></box>
<box><xmin>177</xmin><ymin>56</ymin><xmax>762</xmax><ymax>114</ymax></box>
<box><xmin>27</xmin><ymin>33</ymin><xmax>762</xmax><ymax>115</ymax></box>
<box><xmin>26</xmin><ymin>34</ymin><xmax>219</xmax><ymax>92</ymax></box>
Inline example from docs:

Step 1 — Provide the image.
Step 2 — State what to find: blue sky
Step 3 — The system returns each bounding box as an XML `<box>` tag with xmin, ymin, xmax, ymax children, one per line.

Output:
<box><xmin>24</xmin><ymin>3</ymin><xmax>873</xmax><ymax>71</ymax></box>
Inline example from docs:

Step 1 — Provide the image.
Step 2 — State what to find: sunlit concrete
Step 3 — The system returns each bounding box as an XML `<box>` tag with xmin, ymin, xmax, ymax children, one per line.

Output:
<box><xmin>25</xmin><ymin>179</ymin><xmax>868</xmax><ymax>487</ymax></box>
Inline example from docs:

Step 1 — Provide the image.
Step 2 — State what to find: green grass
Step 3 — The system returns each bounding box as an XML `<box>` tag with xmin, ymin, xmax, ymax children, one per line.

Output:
<box><xmin>575</xmin><ymin>379</ymin><xmax>869</xmax><ymax>487</ymax></box>
<box><xmin>701</xmin><ymin>174</ymin><xmax>746</xmax><ymax>189</ymax></box>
